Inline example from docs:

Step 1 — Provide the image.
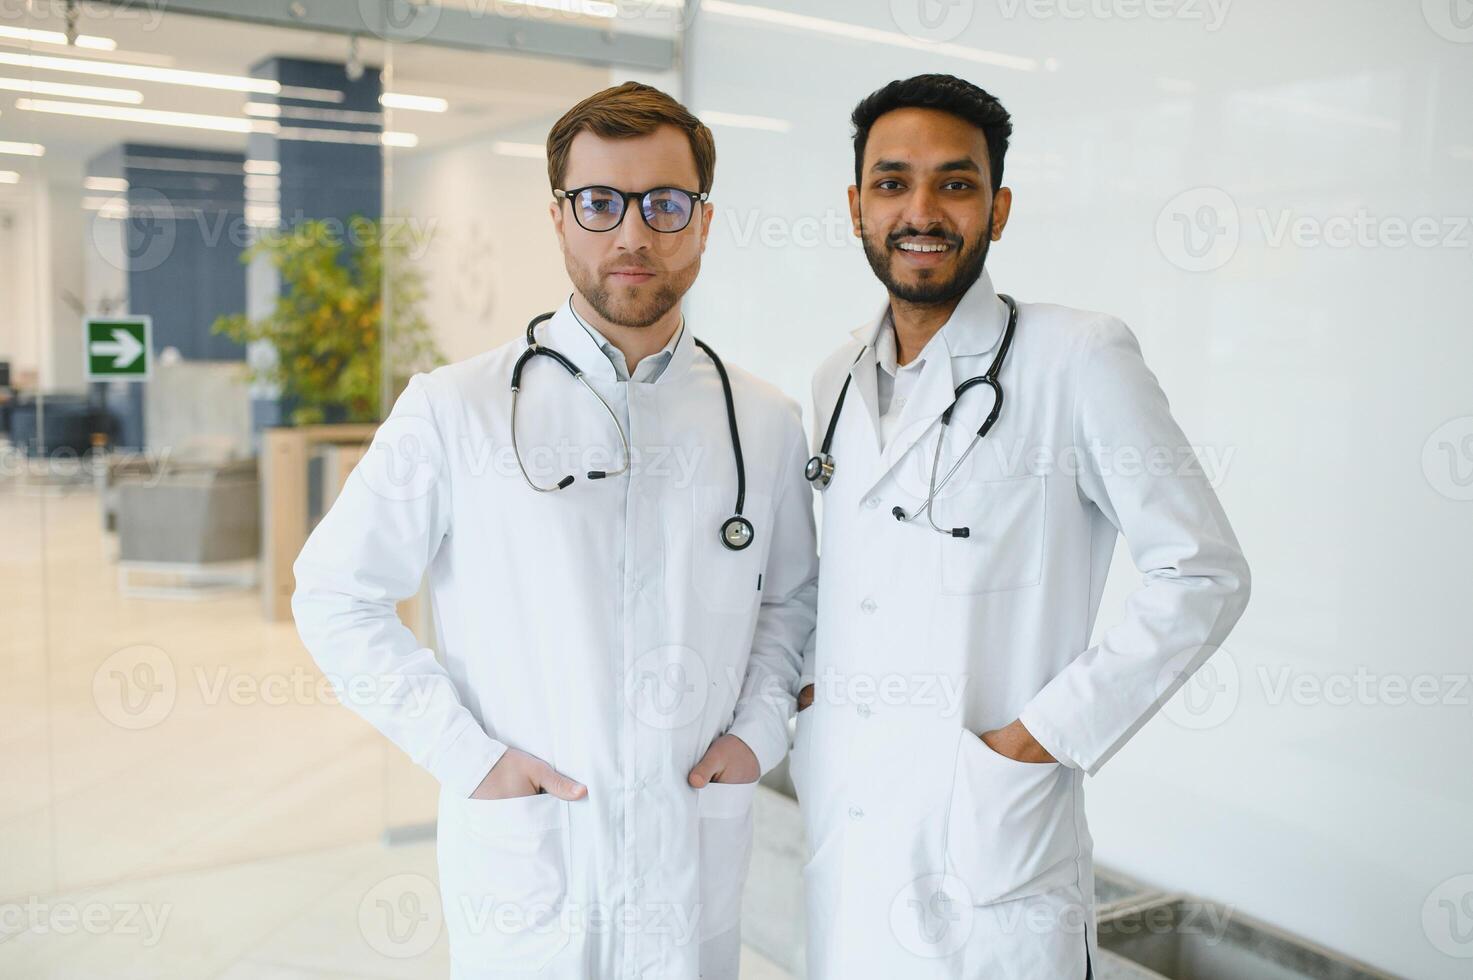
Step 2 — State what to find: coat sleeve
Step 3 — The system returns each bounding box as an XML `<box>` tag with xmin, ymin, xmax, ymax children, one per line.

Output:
<box><xmin>726</xmin><ymin>403</ymin><xmax>819</xmax><ymax>776</ymax></box>
<box><xmin>1017</xmin><ymin>317</ymin><xmax>1251</xmax><ymax>776</ymax></box>
<box><xmin>291</xmin><ymin>372</ymin><xmax>507</xmax><ymax>798</ymax></box>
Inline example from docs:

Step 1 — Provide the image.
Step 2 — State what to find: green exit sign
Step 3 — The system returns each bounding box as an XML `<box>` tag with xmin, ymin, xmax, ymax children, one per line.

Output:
<box><xmin>85</xmin><ymin>316</ymin><xmax>151</xmax><ymax>381</ymax></box>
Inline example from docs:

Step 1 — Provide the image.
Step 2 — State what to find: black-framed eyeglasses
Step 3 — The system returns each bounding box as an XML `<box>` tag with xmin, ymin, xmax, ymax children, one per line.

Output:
<box><xmin>553</xmin><ymin>185</ymin><xmax>709</xmax><ymax>234</ymax></box>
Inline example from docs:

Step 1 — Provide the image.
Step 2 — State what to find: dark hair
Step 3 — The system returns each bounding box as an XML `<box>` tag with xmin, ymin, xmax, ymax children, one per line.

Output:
<box><xmin>850</xmin><ymin>74</ymin><xmax>1012</xmax><ymax>193</ymax></box>
<box><xmin>547</xmin><ymin>81</ymin><xmax>715</xmax><ymax>195</ymax></box>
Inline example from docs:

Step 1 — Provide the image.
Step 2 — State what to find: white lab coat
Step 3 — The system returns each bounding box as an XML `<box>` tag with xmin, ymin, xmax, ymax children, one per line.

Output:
<box><xmin>291</xmin><ymin>297</ymin><xmax>817</xmax><ymax>979</ymax></box>
<box><xmin>791</xmin><ymin>270</ymin><xmax>1250</xmax><ymax>979</ymax></box>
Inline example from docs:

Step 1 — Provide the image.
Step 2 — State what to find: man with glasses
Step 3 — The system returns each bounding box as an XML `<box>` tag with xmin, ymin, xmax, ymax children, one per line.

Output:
<box><xmin>292</xmin><ymin>82</ymin><xmax>817</xmax><ymax>979</ymax></box>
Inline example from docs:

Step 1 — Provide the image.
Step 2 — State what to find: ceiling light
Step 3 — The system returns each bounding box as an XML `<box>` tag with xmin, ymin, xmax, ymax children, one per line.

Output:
<box><xmin>0</xmin><ymin>24</ymin><xmax>116</xmax><ymax>51</ymax></box>
<box><xmin>14</xmin><ymin>97</ymin><xmax>257</xmax><ymax>133</ymax></box>
<box><xmin>0</xmin><ymin>75</ymin><xmax>143</xmax><ymax>104</ymax></box>
<box><xmin>0</xmin><ymin>170</ymin><xmax>19</xmax><ymax>184</ymax></box>
<box><xmin>381</xmin><ymin>92</ymin><xmax>448</xmax><ymax>113</ymax></box>
<box><xmin>0</xmin><ymin>140</ymin><xmax>45</xmax><ymax>157</ymax></box>
<box><xmin>0</xmin><ymin>50</ymin><xmax>280</xmax><ymax>94</ymax></box>
<box><xmin>700</xmin><ymin>109</ymin><xmax>791</xmax><ymax>133</ymax></box>
<box><xmin>701</xmin><ymin>1</ymin><xmax>1037</xmax><ymax>71</ymax></box>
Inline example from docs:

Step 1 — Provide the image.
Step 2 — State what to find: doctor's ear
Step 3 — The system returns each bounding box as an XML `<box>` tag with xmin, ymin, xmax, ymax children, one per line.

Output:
<box><xmin>549</xmin><ymin>198</ymin><xmax>567</xmax><ymax>249</ymax></box>
<box><xmin>991</xmin><ymin>186</ymin><xmax>1013</xmax><ymax>240</ymax></box>
<box><xmin>847</xmin><ymin>185</ymin><xmax>862</xmax><ymax>237</ymax></box>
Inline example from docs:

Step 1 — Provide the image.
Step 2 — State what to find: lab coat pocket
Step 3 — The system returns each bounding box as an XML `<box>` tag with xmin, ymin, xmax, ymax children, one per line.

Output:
<box><xmin>936</xmin><ymin>475</ymin><xmax>1046</xmax><ymax>595</ymax></box>
<box><xmin>944</xmin><ymin>729</ymin><xmax>1077</xmax><ymax>906</ymax></box>
<box><xmin>695</xmin><ymin>779</ymin><xmax>758</xmax><ymax>942</ymax></box>
<box><xmin>688</xmin><ymin>486</ymin><xmax>769</xmax><ymax>616</ymax></box>
<box><xmin>437</xmin><ymin>790</ymin><xmax>572</xmax><ymax>971</ymax></box>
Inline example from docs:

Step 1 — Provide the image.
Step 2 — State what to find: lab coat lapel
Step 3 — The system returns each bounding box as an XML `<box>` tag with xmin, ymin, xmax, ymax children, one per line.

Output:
<box><xmin>861</xmin><ymin>270</ymin><xmax>1009</xmax><ymax>500</ymax></box>
<box><xmin>541</xmin><ymin>295</ymin><xmax>619</xmax><ymax>382</ymax></box>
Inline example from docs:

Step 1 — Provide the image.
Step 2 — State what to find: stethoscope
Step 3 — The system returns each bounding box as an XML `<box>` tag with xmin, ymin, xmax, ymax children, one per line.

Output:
<box><xmin>805</xmin><ymin>293</ymin><xmax>1019</xmax><ymax>539</ymax></box>
<box><xmin>510</xmin><ymin>311</ymin><xmax>755</xmax><ymax>552</ymax></box>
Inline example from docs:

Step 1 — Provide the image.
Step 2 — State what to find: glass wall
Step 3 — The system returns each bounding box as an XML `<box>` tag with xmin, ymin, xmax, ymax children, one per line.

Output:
<box><xmin>0</xmin><ymin>3</ymin><xmax>652</xmax><ymax>973</ymax></box>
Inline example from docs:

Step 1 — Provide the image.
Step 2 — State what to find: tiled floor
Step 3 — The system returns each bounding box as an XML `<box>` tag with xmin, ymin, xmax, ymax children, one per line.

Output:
<box><xmin>1</xmin><ymin>477</ymin><xmax>793</xmax><ymax>978</ymax></box>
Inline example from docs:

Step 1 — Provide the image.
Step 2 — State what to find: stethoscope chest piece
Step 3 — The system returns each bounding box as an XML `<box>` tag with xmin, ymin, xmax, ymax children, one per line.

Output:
<box><xmin>805</xmin><ymin>453</ymin><xmax>835</xmax><ymax>489</ymax></box>
<box><xmin>721</xmin><ymin>515</ymin><xmax>755</xmax><ymax>551</ymax></box>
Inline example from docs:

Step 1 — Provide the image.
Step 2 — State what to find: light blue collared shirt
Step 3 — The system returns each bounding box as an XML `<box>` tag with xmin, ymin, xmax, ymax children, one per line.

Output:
<box><xmin>568</xmin><ymin>296</ymin><xmax>684</xmax><ymax>384</ymax></box>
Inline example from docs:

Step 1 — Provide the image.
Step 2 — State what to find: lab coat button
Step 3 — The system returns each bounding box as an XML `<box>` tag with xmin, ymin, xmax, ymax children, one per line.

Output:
<box><xmin>849</xmin><ymin>805</ymin><xmax>864</xmax><ymax>820</ymax></box>
<box><xmin>857</xmin><ymin>703</ymin><xmax>871</xmax><ymax>718</ymax></box>
<box><xmin>632</xmin><ymin>876</ymin><xmax>644</xmax><ymax>890</ymax></box>
<box><xmin>864</xmin><ymin>496</ymin><xmax>879</xmax><ymax>509</ymax></box>
<box><xmin>860</xmin><ymin>597</ymin><xmax>877</xmax><ymax>614</ymax></box>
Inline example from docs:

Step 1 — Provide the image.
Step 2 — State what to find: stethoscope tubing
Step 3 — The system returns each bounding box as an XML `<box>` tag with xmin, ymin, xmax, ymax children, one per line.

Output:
<box><xmin>510</xmin><ymin>309</ymin><xmax>753</xmax><ymax>551</ymax></box>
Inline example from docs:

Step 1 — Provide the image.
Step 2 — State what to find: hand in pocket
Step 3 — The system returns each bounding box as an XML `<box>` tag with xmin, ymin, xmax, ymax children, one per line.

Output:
<box><xmin>688</xmin><ymin>733</ymin><xmax>760</xmax><ymax>786</ymax></box>
<box><xmin>471</xmin><ymin>747</ymin><xmax>587</xmax><ymax>801</ymax></box>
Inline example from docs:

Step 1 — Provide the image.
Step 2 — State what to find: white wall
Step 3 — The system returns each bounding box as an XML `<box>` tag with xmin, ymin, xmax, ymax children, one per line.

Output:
<box><xmin>684</xmin><ymin>3</ymin><xmax>1473</xmax><ymax>978</ymax></box>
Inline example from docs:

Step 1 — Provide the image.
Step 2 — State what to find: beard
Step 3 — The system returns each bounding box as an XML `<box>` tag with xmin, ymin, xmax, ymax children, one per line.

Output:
<box><xmin>860</xmin><ymin>208</ymin><xmax>994</xmax><ymax>306</ymax></box>
<box><xmin>565</xmin><ymin>252</ymin><xmax>698</xmax><ymax>329</ymax></box>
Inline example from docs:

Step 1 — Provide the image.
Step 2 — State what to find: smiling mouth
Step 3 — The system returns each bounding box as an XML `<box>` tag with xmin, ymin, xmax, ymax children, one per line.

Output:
<box><xmin>892</xmin><ymin>236</ymin><xmax>956</xmax><ymax>255</ymax></box>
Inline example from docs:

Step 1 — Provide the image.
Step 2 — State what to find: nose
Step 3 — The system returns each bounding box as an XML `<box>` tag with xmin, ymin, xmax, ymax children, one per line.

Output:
<box><xmin>900</xmin><ymin>184</ymin><xmax>945</xmax><ymax>234</ymax></box>
<box><xmin>614</xmin><ymin>196</ymin><xmax>655</xmax><ymax>252</ymax></box>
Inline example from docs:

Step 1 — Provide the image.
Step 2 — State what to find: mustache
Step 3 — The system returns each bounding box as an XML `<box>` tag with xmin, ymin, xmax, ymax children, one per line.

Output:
<box><xmin>602</xmin><ymin>257</ymin><xmax>662</xmax><ymax>275</ymax></box>
<box><xmin>886</xmin><ymin>227</ymin><xmax>964</xmax><ymax>249</ymax></box>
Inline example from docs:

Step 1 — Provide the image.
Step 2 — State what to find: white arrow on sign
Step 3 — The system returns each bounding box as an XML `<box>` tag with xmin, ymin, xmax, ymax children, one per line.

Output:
<box><xmin>92</xmin><ymin>328</ymin><xmax>145</xmax><ymax>369</ymax></box>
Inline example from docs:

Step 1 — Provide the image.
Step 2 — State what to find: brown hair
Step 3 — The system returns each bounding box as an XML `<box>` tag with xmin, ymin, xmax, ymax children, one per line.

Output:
<box><xmin>545</xmin><ymin>82</ymin><xmax>715</xmax><ymax>195</ymax></box>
